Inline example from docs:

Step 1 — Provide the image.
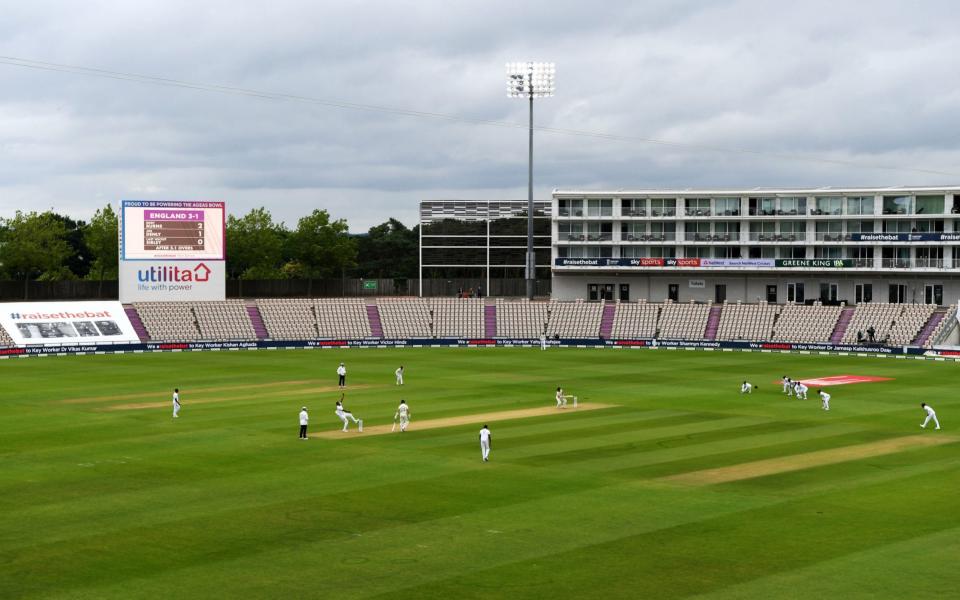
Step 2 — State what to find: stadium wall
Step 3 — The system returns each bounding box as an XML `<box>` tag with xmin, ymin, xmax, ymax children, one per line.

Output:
<box><xmin>551</xmin><ymin>273</ymin><xmax>960</xmax><ymax>304</ymax></box>
<box><xmin>0</xmin><ymin>336</ymin><xmax>946</xmax><ymax>359</ymax></box>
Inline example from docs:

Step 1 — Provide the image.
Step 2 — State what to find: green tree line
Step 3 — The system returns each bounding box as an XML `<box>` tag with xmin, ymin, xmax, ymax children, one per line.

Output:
<box><xmin>0</xmin><ymin>206</ymin><xmax>419</xmax><ymax>291</ymax></box>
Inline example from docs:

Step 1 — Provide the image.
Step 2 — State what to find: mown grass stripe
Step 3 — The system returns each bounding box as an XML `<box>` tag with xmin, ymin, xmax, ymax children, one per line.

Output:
<box><xmin>662</xmin><ymin>434</ymin><xmax>958</xmax><ymax>485</ymax></box>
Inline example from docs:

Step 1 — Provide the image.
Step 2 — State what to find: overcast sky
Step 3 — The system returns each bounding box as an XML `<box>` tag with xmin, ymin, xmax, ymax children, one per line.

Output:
<box><xmin>1</xmin><ymin>0</ymin><xmax>958</xmax><ymax>231</ymax></box>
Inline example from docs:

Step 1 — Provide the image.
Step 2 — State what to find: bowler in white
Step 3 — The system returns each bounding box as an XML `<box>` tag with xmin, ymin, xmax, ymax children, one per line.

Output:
<box><xmin>920</xmin><ymin>403</ymin><xmax>941</xmax><ymax>430</ymax></box>
<box><xmin>479</xmin><ymin>425</ymin><xmax>491</xmax><ymax>462</ymax></box>
<box><xmin>336</xmin><ymin>398</ymin><xmax>362</xmax><ymax>432</ymax></box>
<box><xmin>172</xmin><ymin>388</ymin><xmax>181</xmax><ymax>418</ymax></box>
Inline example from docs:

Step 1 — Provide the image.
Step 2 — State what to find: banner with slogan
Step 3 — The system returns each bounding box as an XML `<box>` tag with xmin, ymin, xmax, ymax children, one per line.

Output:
<box><xmin>852</xmin><ymin>233</ymin><xmax>960</xmax><ymax>242</ymax></box>
<box><xmin>0</xmin><ymin>301</ymin><xmax>141</xmax><ymax>346</ymax></box>
<box><xmin>554</xmin><ymin>257</ymin><xmax>850</xmax><ymax>268</ymax></box>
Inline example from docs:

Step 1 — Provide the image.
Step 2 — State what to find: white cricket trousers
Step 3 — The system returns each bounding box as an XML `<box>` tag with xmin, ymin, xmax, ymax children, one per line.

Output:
<box><xmin>173</xmin><ymin>403</ymin><xmax>180</xmax><ymax>418</ymax></box>
<box><xmin>396</xmin><ymin>374</ymin><xmax>403</xmax><ymax>385</ymax></box>
<box><xmin>480</xmin><ymin>440</ymin><xmax>490</xmax><ymax>461</ymax></box>
<box><xmin>922</xmin><ymin>414</ymin><xmax>941</xmax><ymax>429</ymax></box>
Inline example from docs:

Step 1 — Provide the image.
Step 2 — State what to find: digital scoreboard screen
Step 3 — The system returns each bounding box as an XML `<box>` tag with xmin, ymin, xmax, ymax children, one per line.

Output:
<box><xmin>121</xmin><ymin>201</ymin><xmax>225</xmax><ymax>260</ymax></box>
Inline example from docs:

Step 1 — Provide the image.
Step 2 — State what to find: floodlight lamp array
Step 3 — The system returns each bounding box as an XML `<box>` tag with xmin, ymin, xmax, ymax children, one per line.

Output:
<box><xmin>505</xmin><ymin>62</ymin><xmax>555</xmax><ymax>98</ymax></box>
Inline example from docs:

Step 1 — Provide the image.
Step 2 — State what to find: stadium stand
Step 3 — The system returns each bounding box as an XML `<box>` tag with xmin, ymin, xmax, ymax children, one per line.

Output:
<box><xmin>193</xmin><ymin>300</ymin><xmax>257</xmax><ymax>341</ymax></box>
<box><xmin>495</xmin><ymin>299</ymin><xmax>549</xmax><ymax>338</ymax></box>
<box><xmin>256</xmin><ymin>298</ymin><xmax>317</xmax><ymax>340</ymax></box>
<box><xmin>432</xmin><ymin>298</ymin><xmax>484</xmax><ymax>338</ymax></box>
<box><xmin>924</xmin><ymin>305</ymin><xmax>957</xmax><ymax>348</ymax></box>
<box><xmin>657</xmin><ymin>300</ymin><xmax>712</xmax><ymax>339</ymax></box>
<box><xmin>770</xmin><ymin>303</ymin><xmax>842</xmax><ymax>343</ymax></box>
<box><xmin>117</xmin><ymin>298</ymin><xmax>943</xmax><ymax>347</ymax></box>
<box><xmin>0</xmin><ymin>323</ymin><xmax>14</xmax><ymax>347</ymax></box>
<box><xmin>377</xmin><ymin>297</ymin><xmax>432</xmax><ymax>338</ymax></box>
<box><xmin>314</xmin><ymin>298</ymin><xmax>372</xmax><ymax>339</ymax></box>
<box><xmin>886</xmin><ymin>304</ymin><xmax>937</xmax><ymax>346</ymax></box>
<box><xmin>546</xmin><ymin>300</ymin><xmax>604</xmax><ymax>338</ymax></box>
<box><xmin>133</xmin><ymin>302</ymin><xmax>202</xmax><ymax>342</ymax></box>
<box><xmin>610</xmin><ymin>300</ymin><xmax>660</xmax><ymax>339</ymax></box>
<box><xmin>715</xmin><ymin>301</ymin><xmax>782</xmax><ymax>341</ymax></box>
<box><xmin>841</xmin><ymin>302</ymin><xmax>918</xmax><ymax>345</ymax></box>
<box><xmin>716</xmin><ymin>302</ymin><xmax>780</xmax><ymax>342</ymax></box>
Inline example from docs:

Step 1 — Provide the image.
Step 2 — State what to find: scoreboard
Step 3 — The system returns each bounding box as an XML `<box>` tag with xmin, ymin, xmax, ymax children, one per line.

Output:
<box><xmin>121</xmin><ymin>201</ymin><xmax>225</xmax><ymax>260</ymax></box>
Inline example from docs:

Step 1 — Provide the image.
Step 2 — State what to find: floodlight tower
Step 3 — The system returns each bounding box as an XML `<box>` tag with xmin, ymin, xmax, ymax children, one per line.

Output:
<box><xmin>507</xmin><ymin>61</ymin><xmax>555</xmax><ymax>300</ymax></box>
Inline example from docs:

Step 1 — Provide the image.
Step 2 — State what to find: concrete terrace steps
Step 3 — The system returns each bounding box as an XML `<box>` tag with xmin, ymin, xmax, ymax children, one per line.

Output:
<box><xmin>913</xmin><ymin>307</ymin><xmax>948</xmax><ymax>346</ymax></box>
<box><xmin>366</xmin><ymin>304</ymin><xmax>384</xmax><ymax>338</ymax></box>
<box><xmin>599</xmin><ymin>303</ymin><xmax>616</xmax><ymax>339</ymax></box>
<box><xmin>704</xmin><ymin>305</ymin><xmax>722</xmax><ymax>341</ymax></box>
<box><xmin>123</xmin><ymin>306</ymin><xmax>150</xmax><ymax>342</ymax></box>
<box><xmin>830</xmin><ymin>306</ymin><xmax>855</xmax><ymax>344</ymax></box>
<box><xmin>484</xmin><ymin>305</ymin><xmax>497</xmax><ymax>338</ymax></box>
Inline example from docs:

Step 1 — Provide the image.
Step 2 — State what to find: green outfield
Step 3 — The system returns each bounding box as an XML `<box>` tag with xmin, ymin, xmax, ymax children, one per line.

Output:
<box><xmin>1</xmin><ymin>348</ymin><xmax>958</xmax><ymax>599</ymax></box>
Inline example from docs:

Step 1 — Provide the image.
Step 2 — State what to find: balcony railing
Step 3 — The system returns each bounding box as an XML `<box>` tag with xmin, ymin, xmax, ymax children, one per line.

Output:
<box><xmin>649</xmin><ymin>209</ymin><xmax>677</xmax><ymax>217</ymax></box>
<box><xmin>850</xmin><ymin>258</ymin><xmax>874</xmax><ymax>268</ymax></box>
<box><xmin>621</xmin><ymin>208</ymin><xmax>647</xmax><ymax>217</ymax></box>
<box><xmin>881</xmin><ymin>258</ymin><xmax>912</xmax><ymax>269</ymax></box>
<box><xmin>684</xmin><ymin>209</ymin><xmax>712</xmax><ymax>217</ymax></box>
<box><xmin>748</xmin><ymin>233</ymin><xmax>806</xmax><ymax>242</ymax></box>
<box><xmin>915</xmin><ymin>258</ymin><xmax>945</xmax><ymax>268</ymax></box>
<box><xmin>621</xmin><ymin>233</ymin><xmax>676</xmax><ymax>242</ymax></box>
<box><xmin>814</xmin><ymin>233</ymin><xmax>852</xmax><ymax>241</ymax></box>
<box><xmin>557</xmin><ymin>209</ymin><xmax>584</xmax><ymax>217</ymax></box>
<box><xmin>684</xmin><ymin>233</ymin><xmax>738</xmax><ymax>242</ymax></box>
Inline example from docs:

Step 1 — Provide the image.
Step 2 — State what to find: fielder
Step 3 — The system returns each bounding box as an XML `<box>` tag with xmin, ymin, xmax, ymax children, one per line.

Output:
<box><xmin>795</xmin><ymin>382</ymin><xmax>809</xmax><ymax>400</ymax></box>
<box><xmin>479</xmin><ymin>424</ymin><xmax>491</xmax><ymax>462</ymax></box>
<box><xmin>337</xmin><ymin>363</ymin><xmax>347</xmax><ymax>389</ymax></box>
<box><xmin>920</xmin><ymin>403</ymin><xmax>941</xmax><ymax>430</ymax></box>
<box><xmin>782</xmin><ymin>376</ymin><xmax>791</xmax><ymax>394</ymax></box>
<box><xmin>394</xmin><ymin>399</ymin><xmax>410</xmax><ymax>432</ymax></box>
<box><xmin>335</xmin><ymin>397</ymin><xmax>362</xmax><ymax>432</ymax></box>
<box><xmin>172</xmin><ymin>388</ymin><xmax>181</xmax><ymax>418</ymax></box>
<box><xmin>741</xmin><ymin>381</ymin><xmax>753</xmax><ymax>394</ymax></box>
<box><xmin>395</xmin><ymin>366</ymin><xmax>404</xmax><ymax>386</ymax></box>
<box><xmin>540</xmin><ymin>334</ymin><xmax>547</xmax><ymax>351</ymax></box>
<box><xmin>299</xmin><ymin>406</ymin><xmax>309</xmax><ymax>439</ymax></box>
<box><xmin>819</xmin><ymin>389</ymin><xmax>830</xmax><ymax>411</ymax></box>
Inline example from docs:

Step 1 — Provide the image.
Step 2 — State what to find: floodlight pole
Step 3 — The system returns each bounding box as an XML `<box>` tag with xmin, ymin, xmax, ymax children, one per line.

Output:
<box><xmin>526</xmin><ymin>93</ymin><xmax>535</xmax><ymax>301</ymax></box>
<box><xmin>508</xmin><ymin>62</ymin><xmax>553</xmax><ymax>299</ymax></box>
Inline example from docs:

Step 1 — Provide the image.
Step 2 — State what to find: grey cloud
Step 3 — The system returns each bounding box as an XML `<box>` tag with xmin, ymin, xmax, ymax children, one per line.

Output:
<box><xmin>1</xmin><ymin>0</ymin><xmax>959</xmax><ymax>232</ymax></box>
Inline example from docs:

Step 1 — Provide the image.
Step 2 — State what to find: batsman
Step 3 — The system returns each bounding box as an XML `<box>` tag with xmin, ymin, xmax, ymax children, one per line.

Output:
<box><xmin>394</xmin><ymin>399</ymin><xmax>411</xmax><ymax>433</ymax></box>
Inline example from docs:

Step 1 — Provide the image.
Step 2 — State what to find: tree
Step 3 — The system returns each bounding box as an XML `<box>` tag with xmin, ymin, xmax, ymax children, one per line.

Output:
<box><xmin>48</xmin><ymin>213</ymin><xmax>91</xmax><ymax>279</ymax></box>
<box><xmin>84</xmin><ymin>204</ymin><xmax>119</xmax><ymax>296</ymax></box>
<box><xmin>226</xmin><ymin>207</ymin><xmax>288</xmax><ymax>295</ymax></box>
<box><xmin>355</xmin><ymin>218</ymin><xmax>418</xmax><ymax>279</ymax></box>
<box><xmin>286</xmin><ymin>209</ymin><xmax>357</xmax><ymax>295</ymax></box>
<box><xmin>0</xmin><ymin>211</ymin><xmax>72</xmax><ymax>298</ymax></box>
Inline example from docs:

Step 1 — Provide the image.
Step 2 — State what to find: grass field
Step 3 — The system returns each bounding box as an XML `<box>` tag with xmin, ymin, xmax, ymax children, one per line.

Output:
<box><xmin>1</xmin><ymin>347</ymin><xmax>958</xmax><ymax>599</ymax></box>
